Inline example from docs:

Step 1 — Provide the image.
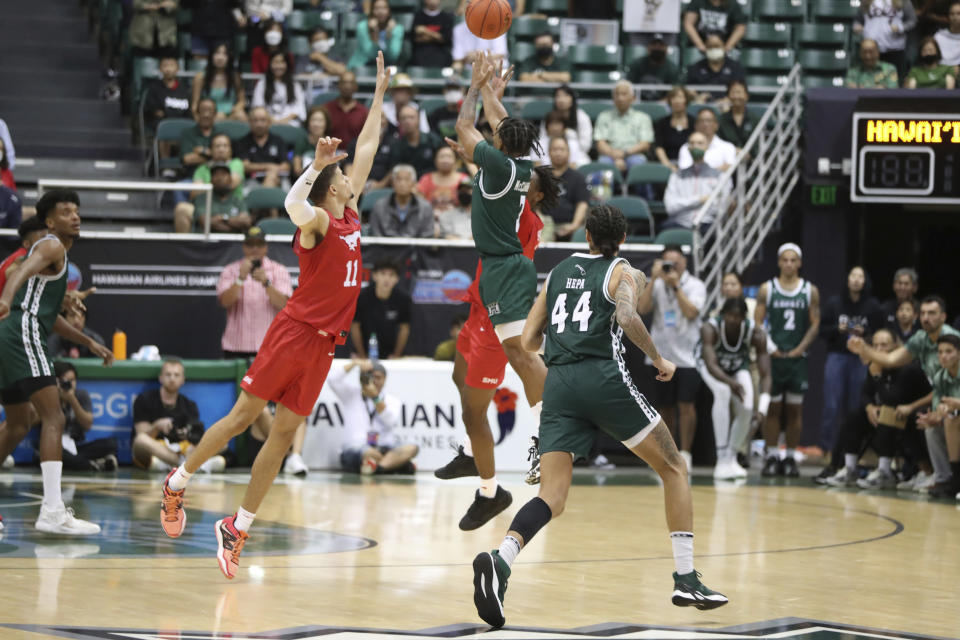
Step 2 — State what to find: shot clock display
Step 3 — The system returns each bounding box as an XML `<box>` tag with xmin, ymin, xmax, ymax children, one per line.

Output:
<box><xmin>850</xmin><ymin>112</ymin><xmax>960</xmax><ymax>204</ymax></box>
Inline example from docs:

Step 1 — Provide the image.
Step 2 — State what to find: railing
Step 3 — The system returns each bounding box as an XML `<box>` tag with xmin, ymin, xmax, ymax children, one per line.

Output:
<box><xmin>37</xmin><ymin>179</ymin><xmax>214</xmax><ymax>237</ymax></box>
<box><xmin>691</xmin><ymin>63</ymin><xmax>804</xmax><ymax>315</ymax></box>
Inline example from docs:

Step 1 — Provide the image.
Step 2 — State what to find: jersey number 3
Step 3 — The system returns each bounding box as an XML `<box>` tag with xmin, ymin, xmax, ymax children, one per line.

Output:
<box><xmin>551</xmin><ymin>292</ymin><xmax>592</xmax><ymax>333</ymax></box>
<box><xmin>344</xmin><ymin>259</ymin><xmax>359</xmax><ymax>287</ymax></box>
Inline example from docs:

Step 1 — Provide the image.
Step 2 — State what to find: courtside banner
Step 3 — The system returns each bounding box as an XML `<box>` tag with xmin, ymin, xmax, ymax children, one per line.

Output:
<box><xmin>303</xmin><ymin>359</ymin><xmax>533</xmax><ymax>472</ymax></box>
<box><xmin>2</xmin><ymin>235</ymin><xmax>659</xmax><ymax>359</ymax></box>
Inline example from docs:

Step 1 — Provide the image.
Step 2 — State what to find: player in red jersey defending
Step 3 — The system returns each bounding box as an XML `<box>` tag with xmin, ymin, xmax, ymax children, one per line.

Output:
<box><xmin>158</xmin><ymin>51</ymin><xmax>392</xmax><ymax>580</ymax></box>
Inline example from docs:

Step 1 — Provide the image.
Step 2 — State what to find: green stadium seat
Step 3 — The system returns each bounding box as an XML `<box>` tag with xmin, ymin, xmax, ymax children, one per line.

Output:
<box><xmin>754</xmin><ymin>0</ymin><xmax>807</xmax><ymax>23</ymax></box>
<box><xmin>623</xmin><ymin>45</ymin><xmax>647</xmax><ymax>67</ymax></box>
<box><xmin>635</xmin><ymin>103</ymin><xmax>669</xmax><ymax>122</ymax></box>
<box><xmin>655</xmin><ymin>228</ymin><xmax>694</xmax><ymax>246</ymax></box>
<box><xmin>509</xmin><ymin>16</ymin><xmax>557</xmax><ymax>44</ymax></box>
<box><xmin>747</xmin><ymin>73</ymin><xmax>790</xmax><ymax>87</ymax></box>
<box><xmin>512</xmin><ymin>42</ymin><xmax>536</xmax><ymax>64</ymax></box>
<box><xmin>578</xmin><ymin>162</ymin><xmax>624</xmax><ymax>191</ymax></box>
<box><xmin>802</xmin><ymin>74</ymin><xmax>845</xmax><ymax>88</ymax></box>
<box><xmin>572</xmin><ymin>227</ymin><xmax>587</xmax><ymax>242</ymax></box>
<box><xmin>572</xmin><ymin>70</ymin><xmax>623</xmax><ymax>85</ymax></box>
<box><xmin>234</xmin><ymin>33</ymin><xmax>247</xmax><ymax>55</ymax></box>
<box><xmin>214</xmin><ymin>121</ymin><xmax>250</xmax><ymax>141</ymax></box>
<box><xmin>288</xmin><ymin>36</ymin><xmax>311</xmax><ymax>57</ymax></box>
<box><xmin>360</xmin><ymin>188</ymin><xmax>392</xmax><ymax>214</ymax></box>
<box><xmin>256</xmin><ymin>217</ymin><xmax>298</xmax><ymax>234</ymax></box>
<box><xmin>798</xmin><ymin>48</ymin><xmax>850</xmax><ymax>73</ymax></box>
<box><xmin>794</xmin><ymin>23</ymin><xmax>849</xmax><ymax>49</ymax></box>
<box><xmin>688</xmin><ymin>103</ymin><xmax>720</xmax><ymax>119</ymax></box>
<box><xmin>809</xmin><ymin>0</ymin><xmax>859</xmax><ymax>22</ymax></box>
<box><xmin>607</xmin><ymin>196</ymin><xmax>654</xmax><ymax>238</ymax></box>
<box><xmin>531</xmin><ymin>0</ymin><xmax>568</xmax><ymax>17</ymax></box>
<box><xmin>389</xmin><ymin>0</ymin><xmax>419</xmax><ymax>13</ymax></box>
<box><xmin>419</xmin><ymin>97</ymin><xmax>447</xmax><ymax>114</ymax></box>
<box><xmin>178</xmin><ymin>33</ymin><xmax>192</xmax><ymax>59</ymax></box>
<box><xmin>742</xmin><ymin>22</ymin><xmax>792</xmax><ymax>47</ymax></box>
<box><xmin>568</xmin><ymin>44</ymin><xmax>622</xmax><ymax>71</ymax></box>
<box><xmin>132</xmin><ymin>57</ymin><xmax>159</xmax><ymax>101</ymax></box>
<box><xmin>396</xmin><ymin>13</ymin><xmax>414</xmax><ymax>32</ymax></box>
<box><xmin>312</xmin><ymin>91</ymin><xmax>339</xmax><ymax>106</ymax></box>
<box><xmin>185</xmin><ymin>58</ymin><xmax>207</xmax><ymax>72</ymax></box>
<box><xmin>405</xmin><ymin>66</ymin><xmax>455</xmax><ymax>81</ymax></box>
<box><xmin>343</xmin><ymin>12</ymin><xmax>363</xmax><ymax>36</ymax></box>
<box><xmin>580</xmin><ymin>101</ymin><xmax>611</xmax><ymax>123</ymax></box>
<box><xmin>176</xmin><ymin>8</ymin><xmax>192</xmax><ymax>27</ymax></box>
<box><xmin>740</xmin><ymin>48</ymin><xmax>795</xmax><ymax>73</ymax></box>
<box><xmin>520</xmin><ymin>99</ymin><xmax>554</xmax><ymax>121</ymax></box>
<box><xmin>245</xmin><ymin>188</ymin><xmax>288</xmax><ymax>211</ymax></box>
<box><xmin>286</xmin><ymin>10</ymin><xmax>309</xmax><ymax>33</ymax></box>
<box><xmin>625</xmin><ymin>163</ymin><xmax>672</xmax><ymax>213</ymax></box>
<box><xmin>154</xmin><ymin>118</ymin><xmax>194</xmax><ymax>173</ymax></box>
<box><xmin>683</xmin><ymin>46</ymin><xmax>703</xmax><ymax>67</ymax></box>
<box><xmin>270</xmin><ymin>124</ymin><xmax>309</xmax><ymax>150</ymax></box>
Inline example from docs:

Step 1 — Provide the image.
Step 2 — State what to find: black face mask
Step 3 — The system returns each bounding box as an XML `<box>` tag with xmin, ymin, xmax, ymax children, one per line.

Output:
<box><xmin>648</xmin><ymin>49</ymin><xmax>666</xmax><ymax>63</ymax></box>
<box><xmin>213</xmin><ymin>186</ymin><xmax>232</xmax><ymax>197</ymax></box>
<box><xmin>536</xmin><ymin>46</ymin><xmax>554</xmax><ymax>59</ymax></box>
<box><xmin>458</xmin><ymin>190</ymin><xmax>472</xmax><ymax>206</ymax></box>
<box><xmin>920</xmin><ymin>54</ymin><xmax>939</xmax><ymax>65</ymax></box>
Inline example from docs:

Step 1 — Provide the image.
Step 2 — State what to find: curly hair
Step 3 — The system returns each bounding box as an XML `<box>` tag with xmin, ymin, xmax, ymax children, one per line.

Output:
<box><xmin>531</xmin><ymin>165</ymin><xmax>559</xmax><ymax>213</ymax></box>
<box><xmin>720</xmin><ymin>296</ymin><xmax>748</xmax><ymax>318</ymax></box>
<box><xmin>585</xmin><ymin>204</ymin><xmax>626</xmax><ymax>259</ymax></box>
<box><xmin>496</xmin><ymin>117</ymin><xmax>542</xmax><ymax>158</ymax></box>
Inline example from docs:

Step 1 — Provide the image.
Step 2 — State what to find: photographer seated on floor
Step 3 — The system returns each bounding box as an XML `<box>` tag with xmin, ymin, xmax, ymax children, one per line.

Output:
<box><xmin>55</xmin><ymin>361</ymin><xmax>119</xmax><ymax>472</ymax></box>
<box><xmin>328</xmin><ymin>359</ymin><xmax>418</xmax><ymax>475</ymax></box>
<box><xmin>131</xmin><ymin>358</ymin><xmax>226</xmax><ymax>473</ymax></box>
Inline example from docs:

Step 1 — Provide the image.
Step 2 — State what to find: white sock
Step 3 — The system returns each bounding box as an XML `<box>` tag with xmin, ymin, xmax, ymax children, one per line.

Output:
<box><xmin>234</xmin><ymin>506</ymin><xmax>256</xmax><ymax>531</ymax></box>
<box><xmin>670</xmin><ymin>531</ymin><xmax>694</xmax><ymax>575</ymax></box>
<box><xmin>878</xmin><ymin>456</ymin><xmax>892</xmax><ymax>474</ymax></box>
<box><xmin>844</xmin><ymin>453</ymin><xmax>858</xmax><ymax>472</ymax></box>
<box><xmin>497</xmin><ymin>535</ymin><xmax>521</xmax><ymax>567</ymax></box>
<box><xmin>479</xmin><ymin>476</ymin><xmax>497</xmax><ymax>498</ymax></box>
<box><xmin>785</xmin><ymin>448</ymin><xmax>796</xmax><ymax>460</ymax></box>
<box><xmin>40</xmin><ymin>461</ymin><xmax>65</xmax><ymax>511</ymax></box>
<box><xmin>167</xmin><ymin>466</ymin><xmax>192</xmax><ymax>491</ymax></box>
<box><xmin>462</xmin><ymin>439</ymin><xmax>473</xmax><ymax>457</ymax></box>
<box><xmin>530</xmin><ymin>401</ymin><xmax>542</xmax><ymax>434</ymax></box>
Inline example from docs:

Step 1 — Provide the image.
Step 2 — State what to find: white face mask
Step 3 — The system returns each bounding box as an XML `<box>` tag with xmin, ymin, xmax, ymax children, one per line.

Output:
<box><xmin>265</xmin><ymin>30</ymin><xmax>283</xmax><ymax>46</ymax></box>
<box><xmin>444</xmin><ymin>89</ymin><xmax>462</xmax><ymax>104</ymax></box>
<box><xmin>312</xmin><ymin>38</ymin><xmax>335</xmax><ymax>53</ymax></box>
<box><xmin>706</xmin><ymin>47</ymin><xmax>725</xmax><ymax>62</ymax></box>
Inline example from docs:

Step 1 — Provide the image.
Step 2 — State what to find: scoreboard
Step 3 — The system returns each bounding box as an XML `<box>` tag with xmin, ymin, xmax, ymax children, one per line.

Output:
<box><xmin>850</xmin><ymin>112</ymin><xmax>960</xmax><ymax>204</ymax></box>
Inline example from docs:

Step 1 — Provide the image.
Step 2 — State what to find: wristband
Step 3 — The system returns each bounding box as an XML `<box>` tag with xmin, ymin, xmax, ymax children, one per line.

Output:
<box><xmin>758</xmin><ymin>393</ymin><xmax>771</xmax><ymax>416</ymax></box>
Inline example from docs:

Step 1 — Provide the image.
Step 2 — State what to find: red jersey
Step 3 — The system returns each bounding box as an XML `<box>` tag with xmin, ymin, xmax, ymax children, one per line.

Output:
<box><xmin>464</xmin><ymin>201</ymin><xmax>543</xmax><ymax>306</ymax></box>
<box><xmin>283</xmin><ymin>208</ymin><xmax>362</xmax><ymax>344</ymax></box>
<box><xmin>0</xmin><ymin>247</ymin><xmax>27</xmax><ymax>295</ymax></box>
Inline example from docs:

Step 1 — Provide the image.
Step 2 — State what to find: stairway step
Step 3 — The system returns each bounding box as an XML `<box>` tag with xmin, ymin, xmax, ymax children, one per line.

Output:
<box><xmin>2</xmin><ymin>17</ymin><xmax>92</xmax><ymax>43</ymax></box>
<box><xmin>11</xmin><ymin>125</ymin><xmax>133</xmax><ymax>150</ymax></box>
<box><xmin>0</xmin><ymin>44</ymin><xmax>101</xmax><ymax>70</ymax></box>
<box><xmin>14</xmin><ymin>157</ymin><xmax>146</xmax><ymax>185</ymax></box>
<box><xmin>0</xmin><ymin>70</ymin><xmax>104</xmax><ymax>100</ymax></box>
<box><xmin>14</xmin><ymin>142</ymin><xmax>143</xmax><ymax>162</ymax></box>
<box><xmin>0</xmin><ymin>98</ymin><xmax>124</xmax><ymax>129</ymax></box>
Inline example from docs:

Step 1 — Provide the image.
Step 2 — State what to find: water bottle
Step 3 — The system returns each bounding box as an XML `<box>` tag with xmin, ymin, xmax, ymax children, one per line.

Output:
<box><xmin>112</xmin><ymin>329</ymin><xmax>127</xmax><ymax>361</ymax></box>
<box><xmin>368</xmin><ymin>332</ymin><xmax>379</xmax><ymax>360</ymax></box>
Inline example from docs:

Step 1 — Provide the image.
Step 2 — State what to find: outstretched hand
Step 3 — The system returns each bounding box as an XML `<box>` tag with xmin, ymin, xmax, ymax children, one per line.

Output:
<box><xmin>470</xmin><ymin>51</ymin><xmax>494</xmax><ymax>89</ymax></box>
<box><xmin>490</xmin><ymin>59</ymin><xmax>515</xmax><ymax>100</ymax></box>
<box><xmin>312</xmin><ymin>136</ymin><xmax>348</xmax><ymax>170</ymax></box>
<box><xmin>374</xmin><ymin>49</ymin><xmax>392</xmax><ymax>97</ymax></box>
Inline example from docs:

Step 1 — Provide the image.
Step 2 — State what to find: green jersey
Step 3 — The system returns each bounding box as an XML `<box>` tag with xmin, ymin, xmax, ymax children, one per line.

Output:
<box><xmin>906</xmin><ymin>324</ymin><xmax>960</xmax><ymax>381</ymax></box>
<box><xmin>544</xmin><ymin>253</ymin><xmax>625</xmax><ymax>367</ymax></box>
<box><xmin>765</xmin><ymin>278</ymin><xmax>811</xmax><ymax>353</ymax></box>
<box><xmin>931</xmin><ymin>365</ymin><xmax>960</xmax><ymax>410</ymax></box>
<box><xmin>696</xmin><ymin>316</ymin><xmax>754</xmax><ymax>374</ymax></box>
<box><xmin>471</xmin><ymin>140</ymin><xmax>532</xmax><ymax>257</ymax></box>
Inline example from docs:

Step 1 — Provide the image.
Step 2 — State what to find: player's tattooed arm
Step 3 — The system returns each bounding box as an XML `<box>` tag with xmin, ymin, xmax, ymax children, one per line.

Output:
<box><xmin>614</xmin><ymin>265</ymin><xmax>659</xmax><ymax>362</ymax></box>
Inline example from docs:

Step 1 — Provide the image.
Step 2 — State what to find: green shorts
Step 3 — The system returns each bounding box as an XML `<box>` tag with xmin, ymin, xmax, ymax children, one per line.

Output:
<box><xmin>539</xmin><ymin>358</ymin><xmax>662</xmax><ymax>461</ymax></box>
<box><xmin>478</xmin><ymin>253</ymin><xmax>537</xmax><ymax>327</ymax></box>
<box><xmin>771</xmin><ymin>356</ymin><xmax>808</xmax><ymax>396</ymax></box>
<box><xmin>0</xmin><ymin>312</ymin><xmax>55</xmax><ymax>392</ymax></box>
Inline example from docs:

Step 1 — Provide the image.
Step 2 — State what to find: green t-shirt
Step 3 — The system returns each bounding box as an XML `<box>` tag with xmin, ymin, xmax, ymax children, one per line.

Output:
<box><xmin>470</xmin><ymin>140</ymin><xmax>532</xmax><ymax>257</ymax></box>
<box><xmin>627</xmin><ymin>57</ymin><xmax>681</xmax><ymax>84</ymax></box>
<box><xmin>845</xmin><ymin>62</ymin><xmax>899</xmax><ymax>89</ymax></box>
<box><xmin>192</xmin><ymin>159</ymin><xmax>245</xmax><ymax>199</ymax></box>
<box><xmin>931</xmin><ymin>365</ymin><xmax>960</xmax><ymax>409</ymax></box>
<box><xmin>191</xmin><ymin>193</ymin><xmax>247</xmax><ymax>228</ymax></box>
<box><xmin>906</xmin><ymin>64</ymin><xmax>955</xmax><ymax>89</ymax></box>
<box><xmin>905</xmin><ymin>324</ymin><xmax>960</xmax><ymax>380</ymax></box>
<box><xmin>685</xmin><ymin>0</ymin><xmax>747</xmax><ymax>39</ymax></box>
<box><xmin>518</xmin><ymin>53</ymin><xmax>572</xmax><ymax>75</ymax></box>
<box><xmin>179</xmin><ymin>125</ymin><xmax>214</xmax><ymax>163</ymax></box>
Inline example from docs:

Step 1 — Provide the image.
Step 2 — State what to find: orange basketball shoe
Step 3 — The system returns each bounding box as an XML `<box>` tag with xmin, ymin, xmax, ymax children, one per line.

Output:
<box><xmin>215</xmin><ymin>515</ymin><xmax>249</xmax><ymax>579</ymax></box>
<box><xmin>160</xmin><ymin>468</ymin><xmax>187</xmax><ymax>538</ymax></box>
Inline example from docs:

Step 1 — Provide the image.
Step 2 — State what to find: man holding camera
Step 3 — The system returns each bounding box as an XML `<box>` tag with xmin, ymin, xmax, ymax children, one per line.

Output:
<box><xmin>636</xmin><ymin>244</ymin><xmax>707</xmax><ymax>470</ymax></box>
<box><xmin>132</xmin><ymin>358</ymin><xmax>225</xmax><ymax>473</ymax></box>
<box><xmin>55</xmin><ymin>361</ymin><xmax>118</xmax><ymax>472</ymax></box>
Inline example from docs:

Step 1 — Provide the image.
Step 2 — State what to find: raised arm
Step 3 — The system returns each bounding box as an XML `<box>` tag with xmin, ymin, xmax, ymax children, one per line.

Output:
<box><xmin>283</xmin><ymin>136</ymin><xmax>349</xmax><ymax>239</ymax></box>
<box><xmin>454</xmin><ymin>52</ymin><xmax>495</xmax><ymax>160</ymax></box>
<box><xmin>348</xmin><ymin>50</ymin><xmax>392</xmax><ymax>206</ymax></box>
<box><xmin>479</xmin><ymin>57</ymin><xmax>513</xmax><ymax>134</ymax></box>
<box><xmin>610</xmin><ymin>262</ymin><xmax>675</xmax><ymax>381</ymax></box>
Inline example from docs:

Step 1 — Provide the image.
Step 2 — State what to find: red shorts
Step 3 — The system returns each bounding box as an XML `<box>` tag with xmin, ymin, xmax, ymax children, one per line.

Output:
<box><xmin>456</xmin><ymin>301</ymin><xmax>508</xmax><ymax>389</ymax></box>
<box><xmin>240</xmin><ymin>311</ymin><xmax>337</xmax><ymax>416</ymax></box>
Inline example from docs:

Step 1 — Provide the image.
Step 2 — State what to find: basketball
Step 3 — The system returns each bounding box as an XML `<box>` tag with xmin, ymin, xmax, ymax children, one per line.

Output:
<box><xmin>465</xmin><ymin>0</ymin><xmax>512</xmax><ymax>40</ymax></box>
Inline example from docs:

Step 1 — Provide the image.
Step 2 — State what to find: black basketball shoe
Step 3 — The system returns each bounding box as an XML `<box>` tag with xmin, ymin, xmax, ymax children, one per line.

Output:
<box><xmin>672</xmin><ymin>570</ymin><xmax>729</xmax><ymax>610</ymax></box>
<box><xmin>473</xmin><ymin>550</ymin><xmax>511</xmax><ymax>628</ymax></box>
<box><xmin>782</xmin><ymin>456</ymin><xmax>800</xmax><ymax>477</ymax></box>
<box><xmin>433</xmin><ymin>445</ymin><xmax>478</xmax><ymax>479</ymax></box>
<box><xmin>761</xmin><ymin>455</ymin><xmax>783</xmax><ymax>477</ymax></box>
<box><xmin>459</xmin><ymin>486</ymin><xmax>513</xmax><ymax>531</ymax></box>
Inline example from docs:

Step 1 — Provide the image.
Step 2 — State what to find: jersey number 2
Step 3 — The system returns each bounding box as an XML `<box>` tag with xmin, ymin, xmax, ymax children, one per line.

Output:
<box><xmin>783</xmin><ymin>309</ymin><xmax>796</xmax><ymax>331</ymax></box>
<box><xmin>551</xmin><ymin>292</ymin><xmax>592</xmax><ymax>333</ymax></box>
<box><xmin>344</xmin><ymin>259</ymin><xmax>359</xmax><ymax>287</ymax></box>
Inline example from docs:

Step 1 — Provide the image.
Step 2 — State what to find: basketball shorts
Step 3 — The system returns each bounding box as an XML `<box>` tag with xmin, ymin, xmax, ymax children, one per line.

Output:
<box><xmin>478</xmin><ymin>253</ymin><xmax>537</xmax><ymax>328</ymax></box>
<box><xmin>539</xmin><ymin>359</ymin><xmax>662</xmax><ymax>461</ymax></box>
<box><xmin>771</xmin><ymin>356</ymin><xmax>808</xmax><ymax>397</ymax></box>
<box><xmin>457</xmin><ymin>300</ymin><xmax>508</xmax><ymax>389</ymax></box>
<box><xmin>0</xmin><ymin>312</ymin><xmax>55</xmax><ymax>394</ymax></box>
<box><xmin>240</xmin><ymin>311</ymin><xmax>337</xmax><ymax>417</ymax></box>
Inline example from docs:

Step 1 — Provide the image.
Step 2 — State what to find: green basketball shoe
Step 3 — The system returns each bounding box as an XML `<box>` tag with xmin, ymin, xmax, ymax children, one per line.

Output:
<box><xmin>472</xmin><ymin>550</ymin><xmax>511</xmax><ymax>628</ymax></box>
<box><xmin>672</xmin><ymin>570</ymin><xmax>728</xmax><ymax>610</ymax></box>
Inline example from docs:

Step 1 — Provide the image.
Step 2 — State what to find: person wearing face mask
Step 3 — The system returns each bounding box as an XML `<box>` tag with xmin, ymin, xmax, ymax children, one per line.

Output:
<box><xmin>663</xmin><ymin>131</ymin><xmax>731</xmax><ymax>233</ymax></box>
<box><xmin>905</xmin><ymin>36</ymin><xmax>957</xmax><ymax>87</ymax></box>
<box><xmin>428</xmin><ymin>78</ymin><xmax>465</xmax><ymax>140</ymax></box>
<box><xmin>518</xmin><ymin>32</ymin><xmax>572</xmax><ymax>83</ymax></box>
<box><xmin>677</xmin><ymin>108</ymin><xmax>737</xmax><ymax>171</ymax></box>
<box><xmin>411</xmin><ymin>0</ymin><xmax>455</xmax><ymax>67</ymax></box>
<box><xmin>845</xmin><ymin>38</ymin><xmax>899</xmax><ymax>88</ymax></box>
<box><xmin>716</xmin><ymin>81</ymin><xmax>759</xmax><ymax>149</ymax></box>
<box><xmin>438</xmin><ymin>175</ymin><xmax>475</xmax><ymax>240</ymax></box>
<box><xmin>685</xmin><ymin>33</ymin><xmax>745</xmax><ymax>101</ymax></box>
<box><xmin>296</xmin><ymin>27</ymin><xmax>347</xmax><ymax>81</ymax></box>
<box><xmin>627</xmin><ymin>35</ymin><xmax>681</xmax><ymax>87</ymax></box>
<box><xmin>250</xmin><ymin>20</ymin><xmax>293</xmax><ymax>74</ymax></box>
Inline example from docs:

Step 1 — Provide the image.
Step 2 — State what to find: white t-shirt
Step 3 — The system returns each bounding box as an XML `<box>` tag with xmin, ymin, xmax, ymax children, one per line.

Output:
<box><xmin>934</xmin><ymin>29</ymin><xmax>960</xmax><ymax>65</ymax></box>
<box><xmin>452</xmin><ymin>22</ymin><xmax>509</xmax><ymax>67</ymax></box>
<box><xmin>677</xmin><ymin>135</ymin><xmax>738</xmax><ymax>171</ymax></box>
<box><xmin>326</xmin><ymin>365</ymin><xmax>401</xmax><ymax>451</ymax></box>
<box><xmin>252</xmin><ymin>78</ymin><xmax>307</xmax><ymax>127</ymax></box>
<box><xmin>534</xmin><ymin>129</ymin><xmax>588</xmax><ymax>167</ymax></box>
<box><xmin>648</xmin><ymin>272</ymin><xmax>707</xmax><ymax>369</ymax></box>
<box><xmin>382</xmin><ymin>100</ymin><xmax>430</xmax><ymax>133</ymax></box>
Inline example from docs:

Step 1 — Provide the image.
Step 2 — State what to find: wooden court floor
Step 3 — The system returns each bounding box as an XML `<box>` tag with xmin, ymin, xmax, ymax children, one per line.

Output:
<box><xmin>0</xmin><ymin>468</ymin><xmax>958</xmax><ymax>640</ymax></box>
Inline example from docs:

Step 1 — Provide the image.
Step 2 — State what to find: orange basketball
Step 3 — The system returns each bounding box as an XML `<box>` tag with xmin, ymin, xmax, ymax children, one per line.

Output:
<box><xmin>465</xmin><ymin>0</ymin><xmax>512</xmax><ymax>40</ymax></box>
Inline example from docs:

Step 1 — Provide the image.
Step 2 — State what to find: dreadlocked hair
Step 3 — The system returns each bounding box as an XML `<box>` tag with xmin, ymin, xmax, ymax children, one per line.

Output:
<box><xmin>531</xmin><ymin>165</ymin><xmax>560</xmax><ymax>213</ymax></box>
<box><xmin>496</xmin><ymin>117</ymin><xmax>542</xmax><ymax>158</ymax></box>
<box><xmin>585</xmin><ymin>204</ymin><xmax>626</xmax><ymax>259</ymax></box>
<box><xmin>308</xmin><ymin>163</ymin><xmax>341</xmax><ymax>204</ymax></box>
<box><xmin>720</xmin><ymin>296</ymin><xmax>748</xmax><ymax>318</ymax></box>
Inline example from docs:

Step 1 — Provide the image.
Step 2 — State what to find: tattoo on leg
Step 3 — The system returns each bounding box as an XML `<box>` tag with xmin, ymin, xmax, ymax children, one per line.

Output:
<box><xmin>652</xmin><ymin>422</ymin><xmax>684</xmax><ymax>467</ymax></box>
